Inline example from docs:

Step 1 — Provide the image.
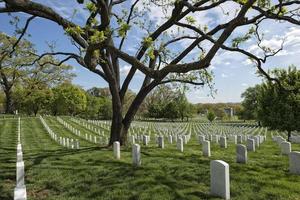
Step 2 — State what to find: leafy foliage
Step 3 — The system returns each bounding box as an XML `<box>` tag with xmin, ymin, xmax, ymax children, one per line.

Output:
<box><xmin>207</xmin><ymin>110</ymin><xmax>215</xmax><ymax>122</ymax></box>
<box><xmin>240</xmin><ymin>85</ymin><xmax>261</xmax><ymax>120</ymax></box>
<box><xmin>51</xmin><ymin>82</ymin><xmax>87</xmax><ymax>116</ymax></box>
<box><xmin>257</xmin><ymin>66</ymin><xmax>300</xmax><ymax>138</ymax></box>
<box><xmin>144</xmin><ymin>85</ymin><xmax>195</xmax><ymax>121</ymax></box>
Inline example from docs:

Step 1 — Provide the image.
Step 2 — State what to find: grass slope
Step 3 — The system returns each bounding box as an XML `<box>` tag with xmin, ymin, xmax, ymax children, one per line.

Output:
<box><xmin>0</xmin><ymin>117</ymin><xmax>299</xmax><ymax>200</ymax></box>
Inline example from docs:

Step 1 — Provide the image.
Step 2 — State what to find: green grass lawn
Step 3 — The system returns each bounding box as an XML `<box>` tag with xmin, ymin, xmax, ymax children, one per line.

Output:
<box><xmin>0</xmin><ymin>117</ymin><xmax>300</xmax><ymax>200</ymax></box>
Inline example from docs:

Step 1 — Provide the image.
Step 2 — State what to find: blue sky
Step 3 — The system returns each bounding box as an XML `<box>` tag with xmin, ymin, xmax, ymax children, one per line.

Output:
<box><xmin>0</xmin><ymin>0</ymin><xmax>299</xmax><ymax>103</ymax></box>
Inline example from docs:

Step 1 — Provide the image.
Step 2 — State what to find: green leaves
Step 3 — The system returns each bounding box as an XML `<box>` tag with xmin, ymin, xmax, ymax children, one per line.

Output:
<box><xmin>207</xmin><ymin>110</ymin><xmax>216</xmax><ymax>122</ymax></box>
<box><xmin>143</xmin><ymin>37</ymin><xmax>153</xmax><ymax>48</ymax></box>
<box><xmin>65</xmin><ymin>25</ymin><xmax>84</xmax><ymax>36</ymax></box>
<box><xmin>118</xmin><ymin>22</ymin><xmax>131</xmax><ymax>37</ymax></box>
<box><xmin>89</xmin><ymin>30</ymin><xmax>107</xmax><ymax>44</ymax></box>
<box><xmin>85</xmin><ymin>2</ymin><xmax>97</xmax><ymax>13</ymax></box>
<box><xmin>255</xmin><ymin>66</ymin><xmax>300</xmax><ymax>133</ymax></box>
<box><xmin>185</xmin><ymin>16</ymin><xmax>196</xmax><ymax>25</ymax></box>
<box><xmin>232</xmin><ymin>26</ymin><xmax>255</xmax><ymax>47</ymax></box>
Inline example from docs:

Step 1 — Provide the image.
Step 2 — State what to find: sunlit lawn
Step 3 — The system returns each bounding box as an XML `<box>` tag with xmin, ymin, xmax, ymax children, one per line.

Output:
<box><xmin>0</xmin><ymin>117</ymin><xmax>300</xmax><ymax>200</ymax></box>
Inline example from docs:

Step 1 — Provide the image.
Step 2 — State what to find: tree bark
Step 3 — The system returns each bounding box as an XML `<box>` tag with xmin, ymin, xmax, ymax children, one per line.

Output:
<box><xmin>4</xmin><ymin>87</ymin><xmax>13</xmax><ymax>114</ymax></box>
<box><xmin>287</xmin><ymin>130</ymin><xmax>291</xmax><ymax>142</ymax></box>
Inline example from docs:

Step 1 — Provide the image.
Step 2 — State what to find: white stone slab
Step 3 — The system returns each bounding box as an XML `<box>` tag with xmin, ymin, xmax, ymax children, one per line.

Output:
<box><xmin>132</xmin><ymin>144</ymin><xmax>141</xmax><ymax>167</ymax></box>
<box><xmin>113</xmin><ymin>141</ymin><xmax>120</xmax><ymax>159</ymax></box>
<box><xmin>236</xmin><ymin>144</ymin><xmax>247</xmax><ymax>164</ymax></box>
<box><xmin>202</xmin><ymin>140</ymin><xmax>211</xmax><ymax>157</ymax></box>
<box><xmin>210</xmin><ymin>160</ymin><xmax>230</xmax><ymax>200</ymax></box>
<box><xmin>14</xmin><ymin>186</ymin><xmax>27</xmax><ymax>200</ymax></box>
<box><xmin>289</xmin><ymin>151</ymin><xmax>300</xmax><ymax>175</ymax></box>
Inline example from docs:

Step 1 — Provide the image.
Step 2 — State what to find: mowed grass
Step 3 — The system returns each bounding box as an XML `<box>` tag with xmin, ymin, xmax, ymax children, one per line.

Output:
<box><xmin>0</xmin><ymin>117</ymin><xmax>300</xmax><ymax>200</ymax></box>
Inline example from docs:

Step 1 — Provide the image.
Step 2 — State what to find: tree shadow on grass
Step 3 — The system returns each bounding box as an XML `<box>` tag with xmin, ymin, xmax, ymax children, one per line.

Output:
<box><xmin>25</xmin><ymin>146</ymin><xmax>107</xmax><ymax>169</ymax></box>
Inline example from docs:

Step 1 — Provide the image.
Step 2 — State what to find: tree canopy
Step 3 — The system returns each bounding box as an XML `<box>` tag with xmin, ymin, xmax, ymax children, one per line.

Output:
<box><xmin>207</xmin><ymin>110</ymin><xmax>216</xmax><ymax>122</ymax></box>
<box><xmin>1</xmin><ymin>0</ymin><xmax>299</xmax><ymax>145</ymax></box>
<box><xmin>257</xmin><ymin>66</ymin><xmax>300</xmax><ymax>140</ymax></box>
<box><xmin>240</xmin><ymin>85</ymin><xmax>261</xmax><ymax>120</ymax></box>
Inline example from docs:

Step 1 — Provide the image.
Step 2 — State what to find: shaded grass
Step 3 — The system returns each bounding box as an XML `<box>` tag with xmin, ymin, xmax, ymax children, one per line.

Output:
<box><xmin>0</xmin><ymin>117</ymin><xmax>300</xmax><ymax>199</ymax></box>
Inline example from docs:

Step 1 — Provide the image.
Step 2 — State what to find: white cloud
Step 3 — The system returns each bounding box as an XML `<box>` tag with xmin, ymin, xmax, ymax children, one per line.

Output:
<box><xmin>242</xmin><ymin>59</ymin><xmax>253</xmax><ymax>66</ymax></box>
<box><xmin>221</xmin><ymin>73</ymin><xmax>228</xmax><ymax>78</ymax></box>
<box><xmin>33</xmin><ymin>0</ymin><xmax>89</xmax><ymax>24</ymax></box>
<box><xmin>120</xmin><ymin>65</ymin><xmax>131</xmax><ymax>75</ymax></box>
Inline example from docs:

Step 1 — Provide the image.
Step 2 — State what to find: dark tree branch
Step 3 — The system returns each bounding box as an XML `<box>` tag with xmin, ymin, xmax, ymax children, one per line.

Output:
<box><xmin>158</xmin><ymin>79</ymin><xmax>205</xmax><ymax>86</ymax></box>
<box><xmin>118</xmin><ymin>0</ymin><xmax>139</xmax><ymax>50</ymax></box>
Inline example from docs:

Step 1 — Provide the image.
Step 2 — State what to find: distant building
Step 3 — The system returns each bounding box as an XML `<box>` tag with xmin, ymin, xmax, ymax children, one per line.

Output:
<box><xmin>224</xmin><ymin>107</ymin><xmax>234</xmax><ymax>117</ymax></box>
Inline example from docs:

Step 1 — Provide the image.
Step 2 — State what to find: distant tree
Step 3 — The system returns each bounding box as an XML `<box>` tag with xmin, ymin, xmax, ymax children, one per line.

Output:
<box><xmin>0</xmin><ymin>32</ymin><xmax>35</xmax><ymax>113</ymax></box>
<box><xmin>163</xmin><ymin>101</ymin><xmax>180</xmax><ymax>121</ymax></box>
<box><xmin>257</xmin><ymin>66</ymin><xmax>300</xmax><ymax>141</ymax></box>
<box><xmin>145</xmin><ymin>85</ymin><xmax>194</xmax><ymax>121</ymax></box>
<box><xmin>51</xmin><ymin>83</ymin><xmax>87</xmax><ymax>116</ymax></box>
<box><xmin>99</xmin><ymin>97</ymin><xmax>112</xmax><ymax>119</ymax></box>
<box><xmin>207</xmin><ymin>110</ymin><xmax>216</xmax><ymax>122</ymax></box>
<box><xmin>176</xmin><ymin>91</ymin><xmax>195</xmax><ymax>121</ymax></box>
<box><xmin>20</xmin><ymin>85</ymin><xmax>53</xmax><ymax>116</ymax></box>
<box><xmin>240</xmin><ymin>85</ymin><xmax>261</xmax><ymax>120</ymax></box>
<box><xmin>0</xmin><ymin>32</ymin><xmax>74</xmax><ymax>114</ymax></box>
<box><xmin>146</xmin><ymin>103</ymin><xmax>164</xmax><ymax>119</ymax></box>
<box><xmin>87</xmin><ymin>87</ymin><xmax>111</xmax><ymax>98</ymax></box>
<box><xmin>84</xmin><ymin>94</ymin><xmax>102</xmax><ymax>119</ymax></box>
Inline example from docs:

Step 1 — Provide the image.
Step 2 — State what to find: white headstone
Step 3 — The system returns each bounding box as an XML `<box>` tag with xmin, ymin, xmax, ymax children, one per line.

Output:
<box><xmin>289</xmin><ymin>151</ymin><xmax>300</xmax><ymax>175</ymax></box>
<box><xmin>202</xmin><ymin>140</ymin><xmax>211</xmax><ymax>157</ymax></box>
<box><xmin>17</xmin><ymin>152</ymin><xmax>23</xmax><ymax>162</ymax></box>
<box><xmin>231</xmin><ymin>135</ymin><xmax>237</xmax><ymax>144</ymax></box>
<box><xmin>168</xmin><ymin>135</ymin><xmax>173</xmax><ymax>144</ymax></box>
<box><xmin>183</xmin><ymin>135</ymin><xmax>187</xmax><ymax>144</ymax></box>
<box><xmin>210</xmin><ymin>160</ymin><xmax>230</xmax><ymax>200</ymax></box>
<box><xmin>236</xmin><ymin>144</ymin><xmax>247</xmax><ymax>164</ymax></box>
<box><xmin>220</xmin><ymin>136</ymin><xmax>227</xmax><ymax>148</ymax></box>
<box><xmin>16</xmin><ymin>161</ymin><xmax>25</xmax><ymax>188</ymax></box>
<box><xmin>158</xmin><ymin>136</ymin><xmax>164</xmax><ymax>149</ymax></box>
<box><xmin>113</xmin><ymin>141</ymin><xmax>120</xmax><ymax>159</ymax></box>
<box><xmin>14</xmin><ymin>186</ymin><xmax>27</xmax><ymax>200</ymax></box>
<box><xmin>17</xmin><ymin>144</ymin><xmax>22</xmax><ymax>154</ymax></box>
<box><xmin>255</xmin><ymin>136</ymin><xmax>260</xmax><ymax>148</ymax></box>
<box><xmin>66</xmin><ymin>138</ymin><xmax>70</xmax><ymax>148</ymax></box>
<box><xmin>132</xmin><ymin>144</ymin><xmax>141</xmax><ymax>167</ymax></box>
<box><xmin>76</xmin><ymin>139</ymin><xmax>80</xmax><ymax>149</ymax></box>
<box><xmin>247</xmin><ymin>139</ymin><xmax>255</xmax><ymax>152</ymax></box>
<box><xmin>131</xmin><ymin>135</ymin><xmax>135</xmax><ymax>144</ymax></box>
<box><xmin>177</xmin><ymin>138</ymin><xmax>183</xmax><ymax>152</ymax></box>
<box><xmin>237</xmin><ymin>135</ymin><xmax>243</xmax><ymax>144</ymax></box>
<box><xmin>214</xmin><ymin>135</ymin><xmax>219</xmax><ymax>144</ymax></box>
<box><xmin>143</xmin><ymin>135</ymin><xmax>149</xmax><ymax>146</ymax></box>
<box><xmin>281</xmin><ymin>141</ymin><xmax>291</xmax><ymax>155</ymax></box>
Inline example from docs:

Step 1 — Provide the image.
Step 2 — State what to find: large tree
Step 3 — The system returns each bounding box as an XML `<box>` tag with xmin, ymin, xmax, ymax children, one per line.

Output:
<box><xmin>0</xmin><ymin>32</ymin><xmax>35</xmax><ymax>113</ymax></box>
<box><xmin>240</xmin><ymin>85</ymin><xmax>261</xmax><ymax>120</ymax></box>
<box><xmin>0</xmin><ymin>32</ymin><xmax>74</xmax><ymax>114</ymax></box>
<box><xmin>257</xmin><ymin>66</ymin><xmax>300</xmax><ymax>141</ymax></box>
<box><xmin>1</xmin><ymin>0</ymin><xmax>299</xmax><ymax>145</ymax></box>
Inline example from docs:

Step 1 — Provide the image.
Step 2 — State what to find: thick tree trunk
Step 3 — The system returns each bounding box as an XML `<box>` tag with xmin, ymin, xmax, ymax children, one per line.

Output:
<box><xmin>108</xmin><ymin>82</ymin><xmax>158</xmax><ymax>146</ymax></box>
<box><xmin>109</xmin><ymin>99</ymin><xmax>131</xmax><ymax>146</ymax></box>
<box><xmin>4</xmin><ymin>89</ymin><xmax>13</xmax><ymax>114</ymax></box>
<box><xmin>287</xmin><ymin>130</ymin><xmax>291</xmax><ymax>142</ymax></box>
<box><xmin>109</xmin><ymin>105</ymin><xmax>124</xmax><ymax>145</ymax></box>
